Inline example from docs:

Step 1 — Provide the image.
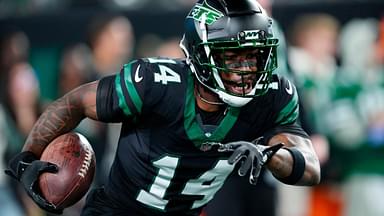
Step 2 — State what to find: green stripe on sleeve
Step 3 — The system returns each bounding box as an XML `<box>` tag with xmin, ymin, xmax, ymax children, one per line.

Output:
<box><xmin>279</xmin><ymin>105</ymin><xmax>299</xmax><ymax>125</ymax></box>
<box><xmin>275</xmin><ymin>92</ymin><xmax>299</xmax><ymax>124</ymax></box>
<box><xmin>123</xmin><ymin>63</ymin><xmax>143</xmax><ymax>113</ymax></box>
<box><xmin>115</xmin><ymin>73</ymin><xmax>132</xmax><ymax>116</ymax></box>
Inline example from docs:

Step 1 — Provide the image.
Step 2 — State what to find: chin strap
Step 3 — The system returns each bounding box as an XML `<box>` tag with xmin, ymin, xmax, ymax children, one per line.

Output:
<box><xmin>195</xmin><ymin>84</ymin><xmax>225</xmax><ymax>106</ymax></box>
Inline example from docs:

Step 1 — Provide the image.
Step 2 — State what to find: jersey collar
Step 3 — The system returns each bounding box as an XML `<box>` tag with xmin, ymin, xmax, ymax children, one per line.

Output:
<box><xmin>184</xmin><ymin>72</ymin><xmax>240</xmax><ymax>149</ymax></box>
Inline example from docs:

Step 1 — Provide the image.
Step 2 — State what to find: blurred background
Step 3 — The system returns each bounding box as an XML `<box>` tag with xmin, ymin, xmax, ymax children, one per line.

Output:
<box><xmin>0</xmin><ymin>0</ymin><xmax>383</xmax><ymax>216</ymax></box>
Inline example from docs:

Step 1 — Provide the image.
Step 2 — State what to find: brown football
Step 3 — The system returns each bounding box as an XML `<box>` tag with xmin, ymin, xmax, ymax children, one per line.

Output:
<box><xmin>39</xmin><ymin>132</ymin><xmax>96</xmax><ymax>209</ymax></box>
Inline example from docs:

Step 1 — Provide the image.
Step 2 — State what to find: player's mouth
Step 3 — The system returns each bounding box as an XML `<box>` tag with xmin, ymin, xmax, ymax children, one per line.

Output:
<box><xmin>222</xmin><ymin>78</ymin><xmax>254</xmax><ymax>95</ymax></box>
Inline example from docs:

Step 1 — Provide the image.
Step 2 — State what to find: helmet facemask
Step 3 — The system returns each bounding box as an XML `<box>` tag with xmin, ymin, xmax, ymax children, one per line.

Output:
<box><xmin>180</xmin><ymin>0</ymin><xmax>279</xmax><ymax>107</ymax></box>
<box><xmin>194</xmin><ymin>36</ymin><xmax>278</xmax><ymax>98</ymax></box>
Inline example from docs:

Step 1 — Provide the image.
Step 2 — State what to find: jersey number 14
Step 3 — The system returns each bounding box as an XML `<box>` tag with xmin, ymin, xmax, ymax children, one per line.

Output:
<box><xmin>149</xmin><ymin>58</ymin><xmax>181</xmax><ymax>85</ymax></box>
<box><xmin>136</xmin><ymin>156</ymin><xmax>234</xmax><ymax>211</ymax></box>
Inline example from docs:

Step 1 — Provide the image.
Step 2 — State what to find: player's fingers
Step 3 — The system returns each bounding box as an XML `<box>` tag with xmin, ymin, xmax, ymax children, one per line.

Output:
<box><xmin>228</xmin><ymin>148</ymin><xmax>246</xmax><ymax>165</ymax></box>
<box><xmin>44</xmin><ymin>162</ymin><xmax>59</xmax><ymax>173</ymax></box>
<box><xmin>238</xmin><ymin>156</ymin><xmax>252</xmax><ymax>176</ymax></box>
<box><xmin>249</xmin><ymin>160</ymin><xmax>262</xmax><ymax>185</ymax></box>
<box><xmin>249</xmin><ymin>172</ymin><xmax>258</xmax><ymax>185</ymax></box>
<box><xmin>218</xmin><ymin>142</ymin><xmax>241</xmax><ymax>152</ymax></box>
<box><xmin>30</xmin><ymin>191</ymin><xmax>63</xmax><ymax>214</ymax></box>
<box><xmin>265</xmin><ymin>144</ymin><xmax>283</xmax><ymax>158</ymax></box>
<box><xmin>32</xmin><ymin>161</ymin><xmax>58</xmax><ymax>174</ymax></box>
<box><xmin>4</xmin><ymin>169</ymin><xmax>17</xmax><ymax>179</ymax></box>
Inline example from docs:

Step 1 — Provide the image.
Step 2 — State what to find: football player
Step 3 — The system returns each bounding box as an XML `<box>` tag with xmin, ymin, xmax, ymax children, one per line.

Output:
<box><xmin>5</xmin><ymin>0</ymin><xmax>320</xmax><ymax>215</ymax></box>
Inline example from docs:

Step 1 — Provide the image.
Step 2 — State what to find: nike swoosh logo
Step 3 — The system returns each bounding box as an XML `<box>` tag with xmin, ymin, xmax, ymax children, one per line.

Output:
<box><xmin>134</xmin><ymin>65</ymin><xmax>143</xmax><ymax>83</ymax></box>
<box><xmin>285</xmin><ymin>80</ymin><xmax>293</xmax><ymax>95</ymax></box>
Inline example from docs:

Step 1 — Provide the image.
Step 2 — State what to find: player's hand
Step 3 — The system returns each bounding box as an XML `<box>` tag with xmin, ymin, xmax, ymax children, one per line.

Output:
<box><xmin>219</xmin><ymin>141</ymin><xmax>283</xmax><ymax>185</ymax></box>
<box><xmin>5</xmin><ymin>151</ymin><xmax>63</xmax><ymax>214</ymax></box>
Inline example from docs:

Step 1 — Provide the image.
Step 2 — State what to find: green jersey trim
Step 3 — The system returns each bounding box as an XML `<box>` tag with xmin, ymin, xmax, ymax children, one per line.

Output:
<box><xmin>275</xmin><ymin>91</ymin><xmax>299</xmax><ymax>125</ymax></box>
<box><xmin>115</xmin><ymin>73</ymin><xmax>132</xmax><ymax>116</ymax></box>
<box><xmin>184</xmin><ymin>73</ymin><xmax>240</xmax><ymax>147</ymax></box>
<box><xmin>123</xmin><ymin>63</ymin><xmax>143</xmax><ymax>114</ymax></box>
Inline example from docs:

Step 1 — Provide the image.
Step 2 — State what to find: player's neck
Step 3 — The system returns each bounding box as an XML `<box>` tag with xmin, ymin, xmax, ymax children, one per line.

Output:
<box><xmin>195</xmin><ymin>84</ymin><xmax>224</xmax><ymax>112</ymax></box>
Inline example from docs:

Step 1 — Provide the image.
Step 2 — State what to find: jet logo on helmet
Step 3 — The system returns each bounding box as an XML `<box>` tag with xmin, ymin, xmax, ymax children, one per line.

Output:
<box><xmin>187</xmin><ymin>0</ymin><xmax>224</xmax><ymax>25</ymax></box>
<box><xmin>238</xmin><ymin>30</ymin><xmax>267</xmax><ymax>41</ymax></box>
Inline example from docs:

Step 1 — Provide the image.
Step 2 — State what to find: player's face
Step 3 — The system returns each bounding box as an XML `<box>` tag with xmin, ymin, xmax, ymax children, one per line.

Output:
<box><xmin>213</xmin><ymin>48</ymin><xmax>259</xmax><ymax>95</ymax></box>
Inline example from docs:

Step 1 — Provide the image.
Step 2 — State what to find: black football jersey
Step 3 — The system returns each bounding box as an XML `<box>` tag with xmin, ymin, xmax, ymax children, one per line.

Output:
<box><xmin>95</xmin><ymin>57</ymin><xmax>308</xmax><ymax>215</ymax></box>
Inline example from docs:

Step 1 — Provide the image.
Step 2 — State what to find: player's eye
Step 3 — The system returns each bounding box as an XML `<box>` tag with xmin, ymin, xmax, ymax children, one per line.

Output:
<box><xmin>224</xmin><ymin>54</ymin><xmax>237</xmax><ymax>61</ymax></box>
<box><xmin>245</xmin><ymin>53</ymin><xmax>257</xmax><ymax>60</ymax></box>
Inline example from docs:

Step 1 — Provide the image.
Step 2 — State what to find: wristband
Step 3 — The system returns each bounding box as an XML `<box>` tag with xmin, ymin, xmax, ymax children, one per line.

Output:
<box><xmin>277</xmin><ymin>147</ymin><xmax>305</xmax><ymax>185</ymax></box>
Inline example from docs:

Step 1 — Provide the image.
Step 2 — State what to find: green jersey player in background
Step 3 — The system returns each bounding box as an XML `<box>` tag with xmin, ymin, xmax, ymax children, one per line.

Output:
<box><xmin>5</xmin><ymin>0</ymin><xmax>320</xmax><ymax>215</ymax></box>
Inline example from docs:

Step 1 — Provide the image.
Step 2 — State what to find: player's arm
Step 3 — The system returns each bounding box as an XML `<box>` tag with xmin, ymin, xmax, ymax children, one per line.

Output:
<box><xmin>23</xmin><ymin>81</ymin><xmax>99</xmax><ymax>157</ymax></box>
<box><xmin>222</xmin><ymin>77</ymin><xmax>320</xmax><ymax>186</ymax></box>
<box><xmin>4</xmin><ymin>81</ymin><xmax>99</xmax><ymax>214</ymax></box>
<box><xmin>6</xmin><ymin>60</ymin><xmax>145</xmax><ymax>213</ymax></box>
<box><xmin>265</xmin><ymin>133</ymin><xmax>320</xmax><ymax>186</ymax></box>
<box><xmin>263</xmin><ymin>77</ymin><xmax>320</xmax><ymax>186</ymax></box>
<box><xmin>221</xmin><ymin>132</ymin><xmax>320</xmax><ymax>186</ymax></box>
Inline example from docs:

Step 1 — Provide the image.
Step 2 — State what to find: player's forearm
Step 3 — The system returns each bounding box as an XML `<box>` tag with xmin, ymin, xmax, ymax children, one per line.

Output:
<box><xmin>266</xmin><ymin>134</ymin><xmax>321</xmax><ymax>186</ymax></box>
<box><xmin>23</xmin><ymin>82</ymin><xmax>99</xmax><ymax>156</ymax></box>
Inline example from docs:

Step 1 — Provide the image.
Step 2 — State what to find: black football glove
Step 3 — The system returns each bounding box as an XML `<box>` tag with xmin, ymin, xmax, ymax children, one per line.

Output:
<box><xmin>4</xmin><ymin>151</ymin><xmax>63</xmax><ymax>214</ymax></box>
<box><xmin>219</xmin><ymin>141</ymin><xmax>283</xmax><ymax>185</ymax></box>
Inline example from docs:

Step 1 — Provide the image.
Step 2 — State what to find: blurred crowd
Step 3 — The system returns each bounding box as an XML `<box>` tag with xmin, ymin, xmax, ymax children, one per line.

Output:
<box><xmin>0</xmin><ymin>1</ymin><xmax>384</xmax><ymax>216</ymax></box>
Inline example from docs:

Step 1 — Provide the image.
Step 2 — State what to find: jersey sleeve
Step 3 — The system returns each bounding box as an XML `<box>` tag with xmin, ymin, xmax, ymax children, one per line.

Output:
<box><xmin>96</xmin><ymin>75</ymin><xmax>124</xmax><ymax>122</ymax></box>
<box><xmin>264</xmin><ymin>76</ymin><xmax>309</xmax><ymax>141</ymax></box>
<box><xmin>96</xmin><ymin>59</ymin><xmax>157</xmax><ymax>122</ymax></box>
<box><xmin>274</xmin><ymin>77</ymin><xmax>300</xmax><ymax>125</ymax></box>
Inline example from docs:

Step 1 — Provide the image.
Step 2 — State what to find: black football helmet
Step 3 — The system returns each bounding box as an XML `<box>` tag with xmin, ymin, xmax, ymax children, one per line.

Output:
<box><xmin>180</xmin><ymin>0</ymin><xmax>279</xmax><ymax>107</ymax></box>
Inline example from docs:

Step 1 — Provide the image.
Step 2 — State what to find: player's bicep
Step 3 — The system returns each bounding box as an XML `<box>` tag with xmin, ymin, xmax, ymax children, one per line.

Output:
<box><xmin>263</xmin><ymin>122</ymin><xmax>309</xmax><ymax>147</ymax></box>
<box><xmin>81</xmin><ymin>81</ymin><xmax>99</xmax><ymax>120</ymax></box>
<box><xmin>268</xmin><ymin>132</ymin><xmax>311</xmax><ymax>149</ymax></box>
<box><xmin>62</xmin><ymin>81</ymin><xmax>98</xmax><ymax>120</ymax></box>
